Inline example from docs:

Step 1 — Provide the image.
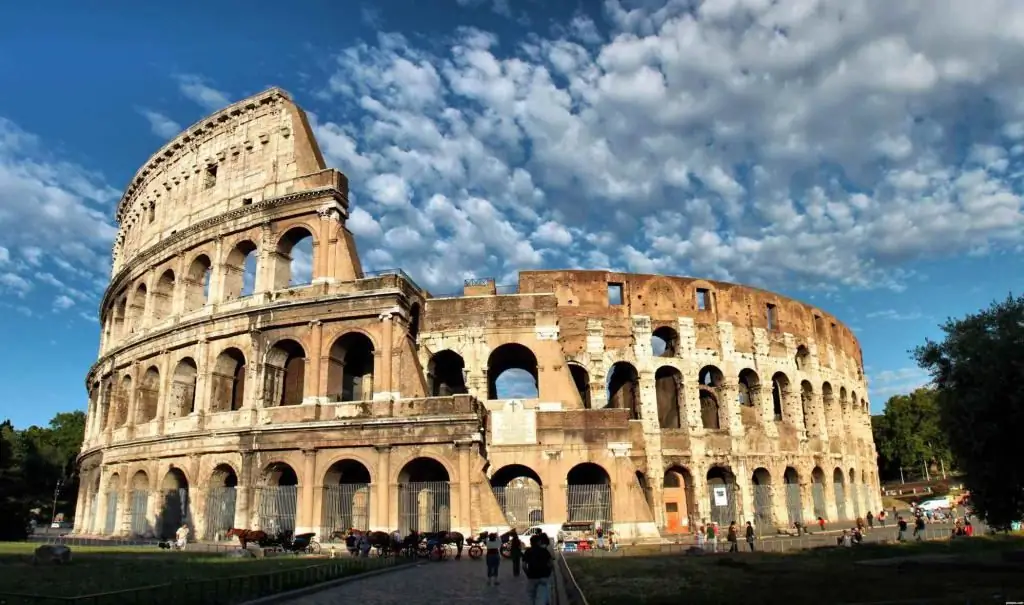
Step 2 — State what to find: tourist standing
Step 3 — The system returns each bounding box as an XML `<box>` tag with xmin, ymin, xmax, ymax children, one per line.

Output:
<box><xmin>706</xmin><ymin>522</ymin><xmax>718</xmax><ymax>553</ymax></box>
<box><xmin>897</xmin><ymin>516</ymin><xmax>908</xmax><ymax>542</ymax></box>
<box><xmin>595</xmin><ymin>524</ymin><xmax>605</xmax><ymax>550</ymax></box>
<box><xmin>695</xmin><ymin>524</ymin><xmax>706</xmax><ymax>550</ymax></box>
<box><xmin>509</xmin><ymin>532</ymin><xmax>523</xmax><ymax>578</ymax></box>
<box><xmin>174</xmin><ymin>524</ymin><xmax>189</xmax><ymax>550</ymax></box>
<box><xmin>745</xmin><ymin>521</ymin><xmax>755</xmax><ymax>551</ymax></box>
<box><xmin>484</xmin><ymin>532</ymin><xmax>502</xmax><ymax>586</ymax></box>
<box><xmin>523</xmin><ymin>534</ymin><xmax>553</xmax><ymax>605</ymax></box>
<box><xmin>726</xmin><ymin>522</ymin><xmax>739</xmax><ymax>552</ymax></box>
<box><xmin>866</xmin><ymin>511</ymin><xmax>874</xmax><ymax>529</ymax></box>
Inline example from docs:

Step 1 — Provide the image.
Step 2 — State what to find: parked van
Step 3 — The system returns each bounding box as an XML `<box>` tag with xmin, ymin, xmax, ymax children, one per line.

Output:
<box><xmin>917</xmin><ymin>498</ymin><xmax>949</xmax><ymax>511</ymax></box>
<box><xmin>522</xmin><ymin>523</ymin><xmax>563</xmax><ymax>542</ymax></box>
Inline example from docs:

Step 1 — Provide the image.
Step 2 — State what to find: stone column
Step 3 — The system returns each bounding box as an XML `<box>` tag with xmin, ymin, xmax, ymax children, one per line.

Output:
<box><xmin>193</xmin><ymin>337</ymin><xmax>209</xmax><ymax>419</ymax></box>
<box><xmin>73</xmin><ymin>482</ymin><xmax>88</xmax><ymax>534</ymax></box>
<box><xmin>234</xmin><ymin>451</ymin><xmax>254</xmax><ymax>530</ymax></box>
<box><xmin>719</xmin><ymin>381</ymin><xmax>743</xmax><ymax>435</ymax></box>
<box><xmin>457</xmin><ymin>443</ymin><xmax>472</xmax><ymax>534</ymax></box>
<box><xmin>303</xmin><ymin>320</ymin><xmax>323</xmax><ymax>404</ymax></box>
<box><xmin>373</xmin><ymin>446</ymin><xmax>391</xmax><ymax>531</ymax></box>
<box><xmin>254</xmin><ymin>222</ymin><xmax>275</xmax><ymax>294</ymax></box>
<box><xmin>299</xmin><ymin>449</ymin><xmax>317</xmax><ymax>534</ymax></box>
<box><xmin>376</xmin><ymin>310</ymin><xmax>396</xmax><ymax>398</ymax></box>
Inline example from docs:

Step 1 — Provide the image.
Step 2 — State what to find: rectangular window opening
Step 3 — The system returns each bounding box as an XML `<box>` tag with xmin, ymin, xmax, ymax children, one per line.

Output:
<box><xmin>696</xmin><ymin>288</ymin><xmax>710</xmax><ymax>311</ymax></box>
<box><xmin>607</xmin><ymin>283</ymin><xmax>623</xmax><ymax>306</ymax></box>
<box><xmin>813</xmin><ymin>314</ymin><xmax>823</xmax><ymax>337</ymax></box>
<box><xmin>242</xmin><ymin>197</ymin><xmax>253</xmax><ymax>205</ymax></box>
<box><xmin>204</xmin><ymin>164</ymin><xmax>218</xmax><ymax>189</ymax></box>
<box><xmin>766</xmin><ymin>303</ymin><xmax>778</xmax><ymax>331</ymax></box>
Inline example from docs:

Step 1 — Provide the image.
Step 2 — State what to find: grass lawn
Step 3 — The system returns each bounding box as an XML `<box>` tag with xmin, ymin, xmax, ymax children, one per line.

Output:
<box><xmin>568</xmin><ymin>536</ymin><xmax>1024</xmax><ymax>605</ymax></box>
<box><xmin>0</xmin><ymin>542</ymin><xmax>387</xmax><ymax>601</ymax></box>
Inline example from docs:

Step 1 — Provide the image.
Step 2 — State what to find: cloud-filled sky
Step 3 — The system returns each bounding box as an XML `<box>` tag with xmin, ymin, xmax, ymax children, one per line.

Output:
<box><xmin>1</xmin><ymin>0</ymin><xmax>1022</xmax><ymax>428</ymax></box>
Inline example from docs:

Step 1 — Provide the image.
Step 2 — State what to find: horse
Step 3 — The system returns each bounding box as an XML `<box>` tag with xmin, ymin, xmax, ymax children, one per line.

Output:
<box><xmin>225</xmin><ymin>528</ymin><xmax>267</xmax><ymax>550</ymax></box>
<box><xmin>422</xmin><ymin>531</ymin><xmax>466</xmax><ymax>559</ymax></box>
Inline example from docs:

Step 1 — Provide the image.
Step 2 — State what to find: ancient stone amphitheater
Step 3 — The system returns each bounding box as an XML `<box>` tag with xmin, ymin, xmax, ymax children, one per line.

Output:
<box><xmin>75</xmin><ymin>88</ymin><xmax>881</xmax><ymax>542</ymax></box>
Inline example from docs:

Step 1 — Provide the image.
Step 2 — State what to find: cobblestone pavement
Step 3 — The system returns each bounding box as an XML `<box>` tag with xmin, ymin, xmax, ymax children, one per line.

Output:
<box><xmin>282</xmin><ymin>557</ymin><xmax>542</xmax><ymax>605</ymax></box>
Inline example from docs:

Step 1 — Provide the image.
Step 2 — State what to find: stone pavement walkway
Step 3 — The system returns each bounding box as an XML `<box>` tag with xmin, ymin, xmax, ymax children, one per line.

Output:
<box><xmin>281</xmin><ymin>557</ymin><xmax>541</xmax><ymax>605</ymax></box>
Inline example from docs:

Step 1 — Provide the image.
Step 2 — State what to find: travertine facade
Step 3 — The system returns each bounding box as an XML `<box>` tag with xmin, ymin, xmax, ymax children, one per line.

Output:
<box><xmin>76</xmin><ymin>88</ymin><xmax>881</xmax><ymax>542</ymax></box>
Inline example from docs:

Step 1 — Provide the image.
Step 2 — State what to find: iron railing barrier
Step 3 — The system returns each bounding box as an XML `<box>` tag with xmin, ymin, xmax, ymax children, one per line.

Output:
<box><xmin>554</xmin><ymin>548</ymin><xmax>589</xmax><ymax>605</ymax></box>
<box><xmin>0</xmin><ymin>554</ymin><xmax>402</xmax><ymax>605</ymax></box>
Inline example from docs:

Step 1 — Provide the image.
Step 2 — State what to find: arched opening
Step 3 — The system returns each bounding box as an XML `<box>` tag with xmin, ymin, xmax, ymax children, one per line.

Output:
<box><xmin>849</xmin><ymin>467</ymin><xmax>860</xmax><ymax>518</ymax></box>
<box><xmin>204</xmin><ymin>464</ymin><xmax>238</xmax><ymax>540</ymax></box>
<box><xmin>839</xmin><ymin>386</ymin><xmax>848</xmax><ymax>410</ymax></box>
<box><xmin>771</xmin><ymin>372</ymin><xmax>789</xmax><ymax>422</ymax></box>
<box><xmin>327</xmin><ymin>332</ymin><xmax>375</xmax><ymax>402</ymax></box>
<box><xmin>490</xmin><ymin>464</ymin><xmax>544</xmax><ymax>529</ymax></box>
<box><xmin>707</xmin><ymin>466</ymin><xmax>738</xmax><ymax>527</ymax></box>
<box><xmin>811</xmin><ymin>467</ymin><xmax>827</xmax><ymax>520</ymax></box>
<box><xmin>127</xmin><ymin>282</ymin><xmax>147</xmax><ymax>333</ymax></box>
<box><xmin>211</xmin><ymin>348</ymin><xmax>247</xmax><ymax>412</ymax></box>
<box><xmin>607</xmin><ymin>361</ymin><xmax>640</xmax><ymax>420</ymax></box>
<box><xmin>427</xmin><ymin>350</ymin><xmax>468</xmax><ymax>396</ymax></box>
<box><xmin>158</xmin><ymin>468</ymin><xmax>190</xmax><ymax>540</ymax></box>
<box><xmin>183</xmin><ymin>254</ymin><xmax>212</xmax><ymax>312</ymax></box>
<box><xmin>487</xmin><ymin>343</ymin><xmax>539</xmax><ymax>400</ymax></box>
<box><xmin>112</xmin><ymin>295</ymin><xmax>128</xmax><ymax>338</ymax></box>
<box><xmin>566</xmin><ymin>463</ymin><xmax>612</xmax><ymax>524</ymax></box>
<box><xmin>409</xmin><ymin>303</ymin><xmax>421</xmax><ymax>342</ymax></box>
<box><xmin>738</xmin><ymin>368</ymin><xmax>760</xmax><ymax>427</ymax></box>
<box><xmin>794</xmin><ymin>345</ymin><xmax>810</xmax><ymax>370</ymax></box>
<box><xmin>129</xmin><ymin>471</ymin><xmax>150</xmax><ymax>537</ymax></box>
<box><xmin>103</xmin><ymin>474</ymin><xmax>122</xmax><ymax>534</ymax></box>
<box><xmin>257</xmin><ymin>462</ymin><xmax>299</xmax><ymax>534</ymax></box>
<box><xmin>832</xmin><ymin>467</ymin><xmax>847</xmax><ymax>521</ymax></box>
<box><xmin>822</xmin><ymin>382</ymin><xmax>838</xmax><ymax>437</ymax></box>
<box><xmin>800</xmin><ymin>380</ymin><xmax>814</xmax><ymax>431</ymax></box>
<box><xmin>223</xmin><ymin>240</ymin><xmax>259</xmax><ymax>300</ymax></box>
<box><xmin>274</xmin><ymin>227</ymin><xmax>314</xmax><ymax>288</ymax></box>
<box><xmin>152</xmin><ymin>270</ymin><xmax>175</xmax><ymax>322</ymax></box>
<box><xmin>784</xmin><ymin>467</ymin><xmax>803</xmax><ymax>526</ymax></box>
<box><xmin>751</xmin><ymin>468</ymin><xmax>773</xmax><ymax>531</ymax></box>
<box><xmin>651</xmin><ymin>325</ymin><xmax>679</xmax><ymax>357</ymax></box>
<box><xmin>662</xmin><ymin>466</ymin><xmax>695</xmax><ymax>533</ymax></box>
<box><xmin>135</xmin><ymin>366</ymin><xmax>160</xmax><ymax>423</ymax></box>
<box><xmin>169</xmin><ymin>358</ymin><xmax>198</xmax><ymax>418</ymax></box>
<box><xmin>97</xmin><ymin>379</ymin><xmax>112</xmax><ymax>432</ymax></box>
<box><xmin>699</xmin><ymin>365</ymin><xmax>724</xmax><ymax>430</ymax></box>
<box><xmin>322</xmin><ymin>459</ymin><xmax>372</xmax><ymax>536</ymax></box>
<box><xmin>113</xmin><ymin>375</ymin><xmax>132</xmax><ymax>427</ymax></box>
<box><xmin>397</xmin><ymin>458</ymin><xmax>451</xmax><ymax>534</ymax></box>
<box><xmin>655</xmin><ymin>366</ymin><xmax>682</xmax><ymax>429</ymax></box>
<box><xmin>265</xmin><ymin>339</ymin><xmax>306</xmax><ymax>406</ymax></box>
<box><xmin>568</xmin><ymin>363</ymin><xmax>591</xmax><ymax>408</ymax></box>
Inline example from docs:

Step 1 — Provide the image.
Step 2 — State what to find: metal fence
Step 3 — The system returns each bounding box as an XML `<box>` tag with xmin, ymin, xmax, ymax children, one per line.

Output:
<box><xmin>322</xmin><ymin>484</ymin><xmax>371</xmax><ymax>535</ymax></box>
<box><xmin>88</xmin><ymin>496</ymin><xmax>98</xmax><ymax>534</ymax></box>
<box><xmin>707</xmin><ymin>482</ymin><xmax>738</xmax><ymax>528</ymax></box>
<box><xmin>567</xmin><ymin>484</ymin><xmax>612</xmax><ymax>524</ymax></box>
<box><xmin>103</xmin><ymin>491</ymin><xmax>118</xmax><ymax>535</ymax></box>
<box><xmin>834</xmin><ymin>481</ymin><xmax>847</xmax><ymax>521</ymax></box>
<box><xmin>204</xmin><ymin>486</ymin><xmax>237</xmax><ymax>540</ymax></box>
<box><xmin>129</xmin><ymin>490</ymin><xmax>149</xmax><ymax>536</ymax></box>
<box><xmin>398</xmin><ymin>481</ymin><xmax>450</xmax><ymax>534</ymax></box>
<box><xmin>256</xmin><ymin>486</ymin><xmax>298</xmax><ymax>534</ymax></box>
<box><xmin>751</xmin><ymin>484</ymin><xmax>773</xmax><ymax>531</ymax></box>
<box><xmin>158</xmin><ymin>488</ymin><xmax>190</xmax><ymax>539</ymax></box>
<box><xmin>811</xmin><ymin>481</ymin><xmax>827</xmax><ymax>520</ymax></box>
<box><xmin>785</xmin><ymin>481</ymin><xmax>803</xmax><ymax>525</ymax></box>
<box><xmin>492</xmin><ymin>484</ymin><xmax>544</xmax><ymax>529</ymax></box>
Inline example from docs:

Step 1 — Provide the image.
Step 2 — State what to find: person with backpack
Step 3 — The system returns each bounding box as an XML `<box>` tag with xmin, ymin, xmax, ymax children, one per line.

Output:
<box><xmin>523</xmin><ymin>534</ymin><xmax>553</xmax><ymax>605</ymax></box>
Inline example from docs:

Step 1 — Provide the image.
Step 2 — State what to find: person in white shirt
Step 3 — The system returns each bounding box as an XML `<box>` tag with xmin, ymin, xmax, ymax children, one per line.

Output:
<box><xmin>484</xmin><ymin>532</ymin><xmax>502</xmax><ymax>586</ymax></box>
<box><xmin>175</xmin><ymin>524</ymin><xmax>189</xmax><ymax>550</ymax></box>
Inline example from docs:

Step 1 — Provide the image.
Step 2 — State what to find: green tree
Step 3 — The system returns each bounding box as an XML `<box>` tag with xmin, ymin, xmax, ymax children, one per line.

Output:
<box><xmin>915</xmin><ymin>293</ymin><xmax>1024</xmax><ymax>530</ymax></box>
<box><xmin>0</xmin><ymin>420</ymin><xmax>30</xmax><ymax>540</ymax></box>
<box><xmin>871</xmin><ymin>388</ymin><xmax>952</xmax><ymax>482</ymax></box>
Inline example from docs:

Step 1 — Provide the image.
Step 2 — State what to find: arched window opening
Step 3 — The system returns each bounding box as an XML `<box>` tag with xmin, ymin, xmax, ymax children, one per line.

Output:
<box><xmin>428</xmin><ymin>350</ymin><xmax>468</xmax><ymax>396</ymax></box>
<box><xmin>794</xmin><ymin>345</ymin><xmax>810</xmax><ymax>371</ymax></box>
<box><xmin>223</xmin><ymin>240</ymin><xmax>259</xmax><ymax>300</ymax></box>
<box><xmin>129</xmin><ymin>471</ymin><xmax>151</xmax><ymax>537</ymax></box>
<box><xmin>136</xmin><ymin>366</ymin><xmax>160</xmax><ymax>423</ymax></box>
<box><xmin>274</xmin><ymin>227</ymin><xmax>314</xmax><ymax>288</ymax></box>
<box><xmin>487</xmin><ymin>343</ymin><xmax>539</xmax><ymax>400</ymax></box>
<box><xmin>851</xmin><ymin>390</ymin><xmax>859</xmax><ymax>415</ymax></box>
<box><xmin>113</xmin><ymin>375</ymin><xmax>132</xmax><ymax>428</ymax></box>
<box><xmin>800</xmin><ymin>380</ymin><xmax>814</xmax><ymax>431</ymax></box>
<box><xmin>112</xmin><ymin>295</ymin><xmax>128</xmax><ymax>338</ymax></box>
<box><xmin>158</xmin><ymin>468</ymin><xmax>190</xmax><ymax>540</ymax></box>
<box><xmin>839</xmin><ymin>386</ymin><xmax>848</xmax><ymax>409</ymax></box>
<box><xmin>183</xmin><ymin>255</ymin><xmax>212</xmax><ymax>312</ymax></box>
<box><xmin>566</xmin><ymin>463</ymin><xmax>612</xmax><ymax>524</ymax></box>
<box><xmin>811</xmin><ymin>467</ymin><xmax>827</xmax><ymax>520</ymax></box>
<box><xmin>327</xmin><ymin>332</ymin><xmax>375</xmax><ymax>402</ymax></box>
<box><xmin>103</xmin><ymin>474</ymin><xmax>122</xmax><ymax>534</ymax></box>
<box><xmin>651</xmin><ymin>326</ymin><xmax>679</xmax><ymax>357</ymax></box>
<box><xmin>258</xmin><ymin>462</ymin><xmax>299</xmax><ymax>534</ymax></box>
<box><xmin>751</xmin><ymin>468</ymin><xmax>773</xmax><ymax>530</ymax></box>
<box><xmin>568</xmin><ymin>363</ymin><xmax>591</xmax><ymax>409</ymax></box>
<box><xmin>212</xmin><ymin>348</ymin><xmax>247</xmax><ymax>412</ymax></box>
<box><xmin>771</xmin><ymin>372</ymin><xmax>790</xmax><ymax>422</ymax></box>
<box><xmin>490</xmin><ymin>464</ymin><xmax>544</xmax><ymax>529</ymax></box>
<box><xmin>832</xmin><ymin>467</ymin><xmax>847</xmax><ymax>521</ymax></box>
<box><xmin>397</xmin><ymin>458</ymin><xmax>451</xmax><ymax>534</ymax></box>
<box><xmin>265</xmin><ymin>339</ymin><xmax>306</xmax><ymax>406</ymax></box>
<box><xmin>170</xmin><ymin>358</ymin><xmax>198</xmax><ymax>418</ymax></box>
<box><xmin>204</xmin><ymin>464</ymin><xmax>238</xmax><ymax>540</ymax></box>
<box><xmin>737</xmin><ymin>368</ymin><xmax>759</xmax><ymax>427</ymax></box>
<box><xmin>409</xmin><ymin>303</ymin><xmax>421</xmax><ymax>343</ymax></box>
<box><xmin>607</xmin><ymin>361</ymin><xmax>640</xmax><ymax>420</ymax></box>
<box><xmin>127</xmin><ymin>283</ymin><xmax>147</xmax><ymax>332</ymax></box>
<box><xmin>706</xmin><ymin>466</ymin><xmax>738</xmax><ymax>527</ymax></box>
<box><xmin>655</xmin><ymin>366</ymin><xmax>682</xmax><ymax>429</ymax></box>
<box><xmin>784</xmin><ymin>467</ymin><xmax>803</xmax><ymax>526</ymax></box>
<box><xmin>698</xmin><ymin>365</ymin><xmax>724</xmax><ymax>430</ymax></box>
<box><xmin>322</xmin><ymin>459</ymin><xmax>372</xmax><ymax>535</ymax></box>
<box><xmin>152</xmin><ymin>270</ymin><xmax>175</xmax><ymax>322</ymax></box>
<box><xmin>662</xmin><ymin>467</ymin><xmax>694</xmax><ymax>534</ymax></box>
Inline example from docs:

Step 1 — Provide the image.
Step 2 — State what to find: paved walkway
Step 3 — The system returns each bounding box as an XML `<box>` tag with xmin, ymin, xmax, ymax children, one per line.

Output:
<box><xmin>282</xmin><ymin>557</ymin><xmax>540</xmax><ymax>605</ymax></box>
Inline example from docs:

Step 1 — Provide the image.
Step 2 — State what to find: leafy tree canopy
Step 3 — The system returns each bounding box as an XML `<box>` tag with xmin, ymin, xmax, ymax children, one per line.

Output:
<box><xmin>914</xmin><ymin>293</ymin><xmax>1024</xmax><ymax>530</ymax></box>
<box><xmin>871</xmin><ymin>388</ymin><xmax>952</xmax><ymax>480</ymax></box>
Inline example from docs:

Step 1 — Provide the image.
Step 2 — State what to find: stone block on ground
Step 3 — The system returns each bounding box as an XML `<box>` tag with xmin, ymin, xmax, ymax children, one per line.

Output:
<box><xmin>33</xmin><ymin>544</ymin><xmax>72</xmax><ymax>565</ymax></box>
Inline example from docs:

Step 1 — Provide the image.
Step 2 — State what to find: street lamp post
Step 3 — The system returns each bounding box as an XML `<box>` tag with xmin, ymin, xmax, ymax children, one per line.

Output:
<box><xmin>50</xmin><ymin>479</ymin><xmax>64</xmax><ymax>525</ymax></box>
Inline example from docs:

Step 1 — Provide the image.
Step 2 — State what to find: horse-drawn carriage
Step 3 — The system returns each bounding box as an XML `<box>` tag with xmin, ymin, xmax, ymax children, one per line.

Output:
<box><xmin>226</xmin><ymin>528</ymin><xmax>321</xmax><ymax>555</ymax></box>
<box><xmin>332</xmin><ymin>528</ymin><xmax>467</xmax><ymax>561</ymax></box>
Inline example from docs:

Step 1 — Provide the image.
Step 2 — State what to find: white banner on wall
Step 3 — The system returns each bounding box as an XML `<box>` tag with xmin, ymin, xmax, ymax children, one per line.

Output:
<box><xmin>713</xmin><ymin>486</ymin><xmax>728</xmax><ymax>507</ymax></box>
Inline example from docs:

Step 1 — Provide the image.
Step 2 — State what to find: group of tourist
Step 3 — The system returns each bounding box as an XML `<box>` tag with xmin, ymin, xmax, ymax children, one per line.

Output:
<box><xmin>481</xmin><ymin>528</ymin><xmax>554</xmax><ymax>604</ymax></box>
<box><xmin>694</xmin><ymin>520</ymin><xmax>757</xmax><ymax>552</ymax></box>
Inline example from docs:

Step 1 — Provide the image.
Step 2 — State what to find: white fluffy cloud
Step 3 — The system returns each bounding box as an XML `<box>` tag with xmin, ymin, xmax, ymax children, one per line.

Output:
<box><xmin>137</xmin><ymin>108</ymin><xmax>182</xmax><ymax>139</ymax></box>
<box><xmin>314</xmin><ymin>0</ymin><xmax>1024</xmax><ymax>292</ymax></box>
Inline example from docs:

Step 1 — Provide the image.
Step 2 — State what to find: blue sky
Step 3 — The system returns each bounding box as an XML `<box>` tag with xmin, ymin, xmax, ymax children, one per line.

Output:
<box><xmin>1</xmin><ymin>0</ymin><xmax>1023</xmax><ymax>428</ymax></box>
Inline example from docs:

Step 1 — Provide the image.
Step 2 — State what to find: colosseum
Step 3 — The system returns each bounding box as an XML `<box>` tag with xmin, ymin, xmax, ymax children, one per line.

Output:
<box><xmin>74</xmin><ymin>87</ymin><xmax>881</xmax><ymax>543</ymax></box>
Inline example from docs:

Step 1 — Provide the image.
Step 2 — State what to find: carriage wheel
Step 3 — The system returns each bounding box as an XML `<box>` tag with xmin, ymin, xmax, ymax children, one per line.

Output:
<box><xmin>306</xmin><ymin>541</ymin><xmax>322</xmax><ymax>555</ymax></box>
<box><xmin>468</xmin><ymin>544</ymin><xmax>483</xmax><ymax>559</ymax></box>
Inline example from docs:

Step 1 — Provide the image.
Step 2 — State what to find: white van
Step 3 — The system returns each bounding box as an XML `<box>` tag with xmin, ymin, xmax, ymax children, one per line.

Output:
<box><xmin>917</xmin><ymin>498</ymin><xmax>949</xmax><ymax>511</ymax></box>
<box><xmin>521</xmin><ymin>524</ymin><xmax>563</xmax><ymax>542</ymax></box>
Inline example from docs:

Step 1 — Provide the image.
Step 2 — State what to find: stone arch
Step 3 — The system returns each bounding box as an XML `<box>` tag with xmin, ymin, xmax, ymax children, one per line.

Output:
<box><xmin>566</xmin><ymin>462</ymin><xmax>612</xmax><ymax>524</ymax></box>
<box><xmin>810</xmin><ymin>467</ymin><xmax>827</xmax><ymax>520</ymax></box>
<box><xmin>127</xmin><ymin>282</ymin><xmax>147</xmax><ymax>331</ymax></box>
<box><xmin>135</xmin><ymin>366</ymin><xmax>160</xmax><ymax>423</ymax></box>
<box><xmin>113</xmin><ymin>374</ymin><xmax>132</xmax><ymax>427</ymax></box>
<box><xmin>169</xmin><ymin>357</ymin><xmax>198</xmax><ymax>418</ymax></box>
<box><xmin>152</xmin><ymin>269</ymin><xmax>175</xmax><ymax>322</ymax></box>
<box><xmin>832</xmin><ymin>467</ymin><xmax>847</xmax><ymax>521</ymax></box>
<box><xmin>322</xmin><ymin>459</ymin><xmax>373</xmax><ymax>534</ymax></box>
<box><xmin>851</xmin><ymin>390</ymin><xmax>860</xmax><ymax>414</ymax></box>
<box><xmin>204</xmin><ymin>463</ymin><xmax>238</xmax><ymax>540</ymax></box>
<box><xmin>568</xmin><ymin>362</ymin><xmax>591</xmax><ymax>409</ymax></box>
<box><xmin>783</xmin><ymin>467</ymin><xmax>803</xmax><ymax>525</ymax></box>
<box><xmin>800</xmin><ymin>380</ymin><xmax>814</xmax><ymax>431</ymax></box>
<box><xmin>487</xmin><ymin>343</ymin><xmax>539</xmax><ymax>399</ymax></box>
<box><xmin>706</xmin><ymin>466</ymin><xmax>738</xmax><ymax>527</ymax></box>
<box><xmin>129</xmin><ymin>470</ymin><xmax>151</xmax><ymax>537</ymax></box>
<box><xmin>662</xmin><ymin>466</ymin><xmax>695</xmax><ymax>533</ymax></box>
<box><xmin>265</xmin><ymin>339</ymin><xmax>306</xmax><ymax>406</ymax></box>
<box><xmin>608</xmin><ymin>361</ymin><xmax>640</xmax><ymax>419</ymax></box>
<box><xmin>490</xmin><ymin>464</ymin><xmax>544</xmax><ymax>529</ymax></box>
<box><xmin>771</xmin><ymin>372</ymin><xmax>790</xmax><ymax>422</ymax></box>
<box><xmin>651</xmin><ymin>325</ymin><xmax>679</xmax><ymax>357</ymax></box>
<box><xmin>183</xmin><ymin>253</ymin><xmax>212</xmax><ymax>312</ymax></box>
<box><xmin>738</xmin><ymin>368</ymin><xmax>760</xmax><ymax>427</ymax></box>
<box><xmin>327</xmin><ymin>332</ymin><xmax>375</xmax><ymax>402</ymax></box>
<box><xmin>222</xmin><ymin>239</ymin><xmax>259</xmax><ymax>300</ymax></box>
<box><xmin>397</xmin><ymin>457</ymin><xmax>452</xmax><ymax>534</ymax></box>
<box><xmin>257</xmin><ymin>462</ymin><xmax>299</xmax><ymax>534</ymax></box>
<box><xmin>103</xmin><ymin>473</ymin><xmax>122</xmax><ymax>534</ymax></box>
<box><xmin>409</xmin><ymin>302</ymin><xmax>421</xmax><ymax>342</ymax></box>
<box><xmin>794</xmin><ymin>345</ymin><xmax>810</xmax><ymax>371</ymax></box>
<box><xmin>158</xmin><ymin>468</ymin><xmax>191</xmax><ymax>540</ymax></box>
<box><xmin>428</xmin><ymin>350</ymin><xmax>468</xmax><ymax>396</ymax></box>
<box><xmin>822</xmin><ymin>382</ymin><xmax>839</xmax><ymax>436</ymax></box>
<box><xmin>839</xmin><ymin>386</ymin><xmax>848</xmax><ymax>408</ymax></box>
<box><xmin>211</xmin><ymin>347</ymin><xmax>246</xmax><ymax>413</ymax></box>
<box><xmin>273</xmin><ymin>225</ymin><xmax>316</xmax><ymax>288</ymax></box>
<box><xmin>698</xmin><ymin>365</ymin><xmax>724</xmax><ymax>430</ymax></box>
<box><xmin>112</xmin><ymin>294</ymin><xmax>128</xmax><ymax>338</ymax></box>
<box><xmin>751</xmin><ymin>467</ymin><xmax>773</xmax><ymax>529</ymax></box>
<box><xmin>655</xmin><ymin>366</ymin><xmax>682</xmax><ymax>429</ymax></box>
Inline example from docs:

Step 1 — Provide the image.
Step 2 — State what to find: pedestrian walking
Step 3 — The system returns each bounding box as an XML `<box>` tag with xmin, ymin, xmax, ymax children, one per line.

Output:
<box><xmin>484</xmin><ymin>532</ymin><xmax>502</xmax><ymax>586</ymax></box>
<box><xmin>745</xmin><ymin>521</ymin><xmax>755</xmax><ymax>552</ymax></box>
<box><xmin>509</xmin><ymin>532</ymin><xmax>523</xmax><ymax>578</ymax></box>
<box><xmin>727</xmin><ymin>522</ymin><xmax>739</xmax><ymax>553</ymax></box>
<box><xmin>523</xmin><ymin>534</ymin><xmax>553</xmax><ymax>605</ymax></box>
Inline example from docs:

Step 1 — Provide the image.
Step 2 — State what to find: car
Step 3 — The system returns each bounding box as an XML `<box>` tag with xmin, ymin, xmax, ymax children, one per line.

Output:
<box><xmin>917</xmin><ymin>498</ymin><xmax>949</xmax><ymax>511</ymax></box>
